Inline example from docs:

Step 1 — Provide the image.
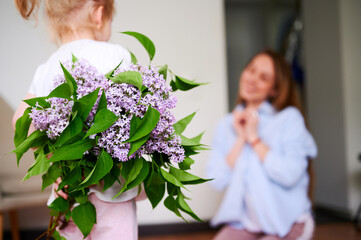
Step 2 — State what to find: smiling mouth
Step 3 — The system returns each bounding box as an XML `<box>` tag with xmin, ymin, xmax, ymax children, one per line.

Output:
<box><xmin>244</xmin><ymin>87</ymin><xmax>258</xmax><ymax>94</ymax></box>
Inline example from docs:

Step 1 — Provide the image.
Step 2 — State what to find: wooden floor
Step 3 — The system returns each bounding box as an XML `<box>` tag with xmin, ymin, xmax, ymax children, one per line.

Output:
<box><xmin>139</xmin><ymin>223</ymin><xmax>361</xmax><ymax>240</ymax></box>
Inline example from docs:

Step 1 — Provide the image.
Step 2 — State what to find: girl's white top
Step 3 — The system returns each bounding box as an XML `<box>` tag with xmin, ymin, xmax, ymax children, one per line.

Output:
<box><xmin>27</xmin><ymin>39</ymin><xmax>139</xmax><ymax>204</ymax></box>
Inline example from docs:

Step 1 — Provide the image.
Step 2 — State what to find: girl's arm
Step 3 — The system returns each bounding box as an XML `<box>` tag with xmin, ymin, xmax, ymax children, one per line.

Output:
<box><xmin>12</xmin><ymin>93</ymin><xmax>36</xmax><ymax>130</ymax></box>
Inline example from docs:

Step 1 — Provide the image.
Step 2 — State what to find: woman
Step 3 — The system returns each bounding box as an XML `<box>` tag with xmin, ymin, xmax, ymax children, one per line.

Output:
<box><xmin>208</xmin><ymin>49</ymin><xmax>317</xmax><ymax>240</ymax></box>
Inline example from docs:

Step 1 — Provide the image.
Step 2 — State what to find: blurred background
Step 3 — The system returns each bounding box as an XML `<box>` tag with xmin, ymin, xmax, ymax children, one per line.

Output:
<box><xmin>0</xmin><ymin>0</ymin><xmax>360</xmax><ymax>239</ymax></box>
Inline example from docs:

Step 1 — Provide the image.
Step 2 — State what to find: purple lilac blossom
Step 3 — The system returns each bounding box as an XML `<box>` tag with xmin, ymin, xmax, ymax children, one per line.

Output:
<box><xmin>53</xmin><ymin>59</ymin><xmax>111</xmax><ymax>123</ymax></box>
<box><xmin>29</xmin><ymin>98</ymin><xmax>73</xmax><ymax>139</ymax></box>
<box><xmin>110</xmin><ymin>64</ymin><xmax>184</xmax><ymax>163</ymax></box>
<box><xmin>29</xmin><ymin>60</ymin><xmax>185</xmax><ymax>163</ymax></box>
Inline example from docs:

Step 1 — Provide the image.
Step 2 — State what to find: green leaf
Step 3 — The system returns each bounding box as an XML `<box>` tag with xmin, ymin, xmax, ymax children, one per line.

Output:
<box><xmin>53</xmin><ymin>230</ymin><xmax>67</xmax><ymax>240</ymax></box>
<box><xmin>72</xmin><ymin>201</ymin><xmax>96</xmax><ymax>238</ymax></box>
<box><xmin>111</xmin><ymin>71</ymin><xmax>143</xmax><ymax>91</ymax></box>
<box><xmin>164</xmin><ymin>196</ymin><xmax>184</xmax><ymax>220</ymax></box>
<box><xmin>145</xmin><ymin>171</ymin><xmax>165</xmax><ymax>208</ymax></box>
<box><xmin>169</xmin><ymin>166</ymin><xmax>211</xmax><ymax>185</ymax></box>
<box><xmin>173</xmin><ymin>112</ymin><xmax>196</xmax><ymax>135</ymax></box>
<box><xmin>160</xmin><ymin>168</ymin><xmax>185</xmax><ymax>189</ymax></box>
<box><xmin>14</xmin><ymin>107</ymin><xmax>32</xmax><ymax>148</ymax></box>
<box><xmin>84</xmin><ymin>109</ymin><xmax>118</xmax><ymax>138</ymax></box>
<box><xmin>68</xmin><ymin>188</ymin><xmax>89</xmax><ymax>200</ymax></box>
<box><xmin>158</xmin><ymin>65</ymin><xmax>168</xmax><ymax>79</ymax></box>
<box><xmin>121</xmin><ymin>31</ymin><xmax>156</xmax><ymax>61</ymax></box>
<box><xmin>120</xmin><ymin>161</ymin><xmax>132</xmax><ymax>180</ymax></box>
<box><xmin>60</xmin><ymin>62</ymin><xmax>77</xmax><ymax>99</ymax></box>
<box><xmin>113</xmin><ymin>158</ymin><xmax>143</xmax><ymax>198</ymax></box>
<box><xmin>22</xmin><ymin>150</ymin><xmax>50</xmax><ymax>181</ymax></box>
<box><xmin>50</xmin><ymin>138</ymin><xmax>93</xmax><ymax>162</ymax></box>
<box><xmin>75</xmin><ymin>194</ymin><xmax>88</xmax><ymax>205</ymax></box>
<box><xmin>178</xmin><ymin>157</ymin><xmax>195</xmax><ymax>170</ymax></box>
<box><xmin>129</xmin><ymin>115</ymin><xmax>142</xmax><ymax>137</ymax></box>
<box><xmin>65</xmin><ymin>210</ymin><xmax>72</xmax><ymax>221</ymax></box>
<box><xmin>105</xmin><ymin>61</ymin><xmax>123</xmax><ymax>79</ymax></box>
<box><xmin>72</xmin><ymin>54</ymin><xmax>78</xmax><ymax>63</ymax></box>
<box><xmin>141</xmin><ymin>86</ymin><xmax>149</xmax><ymax>95</ymax></box>
<box><xmin>42</xmin><ymin>163</ymin><xmax>62</xmax><ymax>191</ymax></box>
<box><xmin>54</xmin><ymin>117</ymin><xmax>83</xmax><ymax>147</ymax></box>
<box><xmin>47</xmin><ymin>83</ymin><xmax>72</xmax><ymax>99</ymax></box>
<box><xmin>126</xmin><ymin>158</ymin><xmax>143</xmax><ymax>183</ymax></box>
<box><xmin>23</xmin><ymin>97</ymin><xmax>50</xmax><ymax>108</ymax></box>
<box><xmin>183</xmin><ymin>145</ymin><xmax>203</xmax><ymax>157</ymax></box>
<box><xmin>180</xmin><ymin>135</ymin><xmax>198</xmax><ymax>146</ymax></box>
<box><xmin>48</xmin><ymin>197</ymin><xmax>69</xmax><ymax>212</ymax></box>
<box><xmin>171</xmin><ymin>76</ymin><xmax>207</xmax><ymax>91</ymax></box>
<box><xmin>78</xmin><ymin>150</ymin><xmax>113</xmax><ymax>188</ymax></box>
<box><xmin>152</xmin><ymin>152</ymin><xmax>169</xmax><ymax>167</ymax></box>
<box><xmin>190</xmin><ymin>132</ymin><xmax>204</xmax><ymax>143</ymax></box>
<box><xmin>191</xmin><ymin>145</ymin><xmax>211</xmax><ymax>151</ymax></box>
<box><xmin>103</xmin><ymin>164</ymin><xmax>121</xmax><ymax>191</ymax></box>
<box><xmin>126</xmin><ymin>107</ymin><xmax>160</xmax><ymax>142</ymax></box>
<box><xmin>115</xmin><ymin>159</ymin><xmax>149</xmax><ymax>197</ymax></box>
<box><xmin>176</xmin><ymin>192</ymin><xmax>203</xmax><ymax>222</ymax></box>
<box><xmin>126</xmin><ymin>160</ymin><xmax>149</xmax><ymax>190</ymax></box>
<box><xmin>167</xmin><ymin>182</ymin><xmax>179</xmax><ymax>196</ymax></box>
<box><xmin>129</xmin><ymin>50</ymin><xmax>138</xmax><ymax>64</ymax></box>
<box><xmin>180</xmin><ymin>132</ymin><xmax>204</xmax><ymax>146</ymax></box>
<box><xmin>12</xmin><ymin>130</ymin><xmax>47</xmax><ymax>166</ymax></box>
<box><xmin>128</xmin><ymin>133</ymin><xmax>150</xmax><ymax>156</ymax></box>
<box><xmin>73</xmin><ymin>88</ymin><xmax>100</xmax><ymax>121</ymax></box>
<box><xmin>96</xmin><ymin>90</ymin><xmax>108</xmax><ymax>113</ymax></box>
<box><xmin>58</xmin><ymin>166</ymin><xmax>82</xmax><ymax>190</ymax></box>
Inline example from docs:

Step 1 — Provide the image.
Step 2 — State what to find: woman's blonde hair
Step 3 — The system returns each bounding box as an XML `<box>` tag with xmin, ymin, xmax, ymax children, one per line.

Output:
<box><xmin>15</xmin><ymin>0</ymin><xmax>115</xmax><ymax>43</ymax></box>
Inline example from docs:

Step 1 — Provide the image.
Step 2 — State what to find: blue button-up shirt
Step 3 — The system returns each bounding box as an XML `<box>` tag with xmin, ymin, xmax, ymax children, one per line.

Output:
<box><xmin>207</xmin><ymin>101</ymin><xmax>317</xmax><ymax>237</ymax></box>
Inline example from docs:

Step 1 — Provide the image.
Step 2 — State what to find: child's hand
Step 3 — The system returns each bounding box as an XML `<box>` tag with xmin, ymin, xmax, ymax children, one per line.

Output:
<box><xmin>54</xmin><ymin>177</ymin><xmax>68</xmax><ymax>200</ymax></box>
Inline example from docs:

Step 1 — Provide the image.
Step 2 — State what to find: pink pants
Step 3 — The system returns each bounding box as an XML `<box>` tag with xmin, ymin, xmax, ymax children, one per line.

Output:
<box><xmin>213</xmin><ymin>223</ymin><xmax>306</xmax><ymax>240</ymax></box>
<box><xmin>58</xmin><ymin>193</ymin><xmax>137</xmax><ymax>240</ymax></box>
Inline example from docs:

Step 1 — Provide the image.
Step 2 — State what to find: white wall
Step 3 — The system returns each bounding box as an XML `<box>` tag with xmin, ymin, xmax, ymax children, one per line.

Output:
<box><xmin>303</xmin><ymin>0</ymin><xmax>361</xmax><ymax>215</ymax></box>
<box><xmin>303</xmin><ymin>0</ymin><xmax>349</xmax><ymax>212</ymax></box>
<box><xmin>0</xmin><ymin>0</ymin><xmax>228</xmax><ymax>229</ymax></box>
<box><xmin>340</xmin><ymin>0</ymin><xmax>361</xmax><ymax>214</ymax></box>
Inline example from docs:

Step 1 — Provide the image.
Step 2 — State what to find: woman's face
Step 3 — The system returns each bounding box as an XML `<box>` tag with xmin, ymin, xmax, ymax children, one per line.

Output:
<box><xmin>239</xmin><ymin>54</ymin><xmax>276</xmax><ymax>105</ymax></box>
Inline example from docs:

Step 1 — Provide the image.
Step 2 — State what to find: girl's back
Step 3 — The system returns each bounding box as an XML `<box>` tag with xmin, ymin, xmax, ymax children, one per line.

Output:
<box><xmin>30</xmin><ymin>39</ymin><xmax>131</xmax><ymax>97</ymax></box>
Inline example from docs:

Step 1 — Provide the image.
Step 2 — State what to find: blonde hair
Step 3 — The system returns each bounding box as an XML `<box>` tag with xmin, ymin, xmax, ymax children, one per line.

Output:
<box><xmin>15</xmin><ymin>0</ymin><xmax>115</xmax><ymax>43</ymax></box>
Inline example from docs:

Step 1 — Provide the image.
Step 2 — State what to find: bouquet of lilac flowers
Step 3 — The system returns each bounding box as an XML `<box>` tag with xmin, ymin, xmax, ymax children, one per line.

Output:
<box><xmin>13</xmin><ymin>32</ymin><xmax>209</xmax><ymax>239</ymax></box>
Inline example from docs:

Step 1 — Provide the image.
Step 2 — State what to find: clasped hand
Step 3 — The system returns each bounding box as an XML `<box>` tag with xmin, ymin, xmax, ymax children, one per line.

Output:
<box><xmin>232</xmin><ymin>108</ymin><xmax>259</xmax><ymax>144</ymax></box>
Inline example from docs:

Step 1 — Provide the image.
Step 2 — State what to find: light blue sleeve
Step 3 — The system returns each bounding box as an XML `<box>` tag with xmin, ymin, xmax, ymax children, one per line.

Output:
<box><xmin>207</xmin><ymin>116</ymin><xmax>234</xmax><ymax>191</ymax></box>
<box><xmin>263</xmin><ymin>108</ymin><xmax>317</xmax><ymax>188</ymax></box>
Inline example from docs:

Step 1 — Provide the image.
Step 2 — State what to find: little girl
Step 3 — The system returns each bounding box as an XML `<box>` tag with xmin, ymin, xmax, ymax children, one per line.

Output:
<box><xmin>12</xmin><ymin>0</ymin><xmax>142</xmax><ymax>239</ymax></box>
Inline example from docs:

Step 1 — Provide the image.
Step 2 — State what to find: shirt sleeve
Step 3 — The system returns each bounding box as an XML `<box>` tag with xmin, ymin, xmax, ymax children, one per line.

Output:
<box><xmin>263</xmin><ymin>108</ymin><xmax>317</xmax><ymax>188</ymax></box>
<box><xmin>207</xmin><ymin>117</ymin><xmax>234</xmax><ymax>191</ymax></box>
